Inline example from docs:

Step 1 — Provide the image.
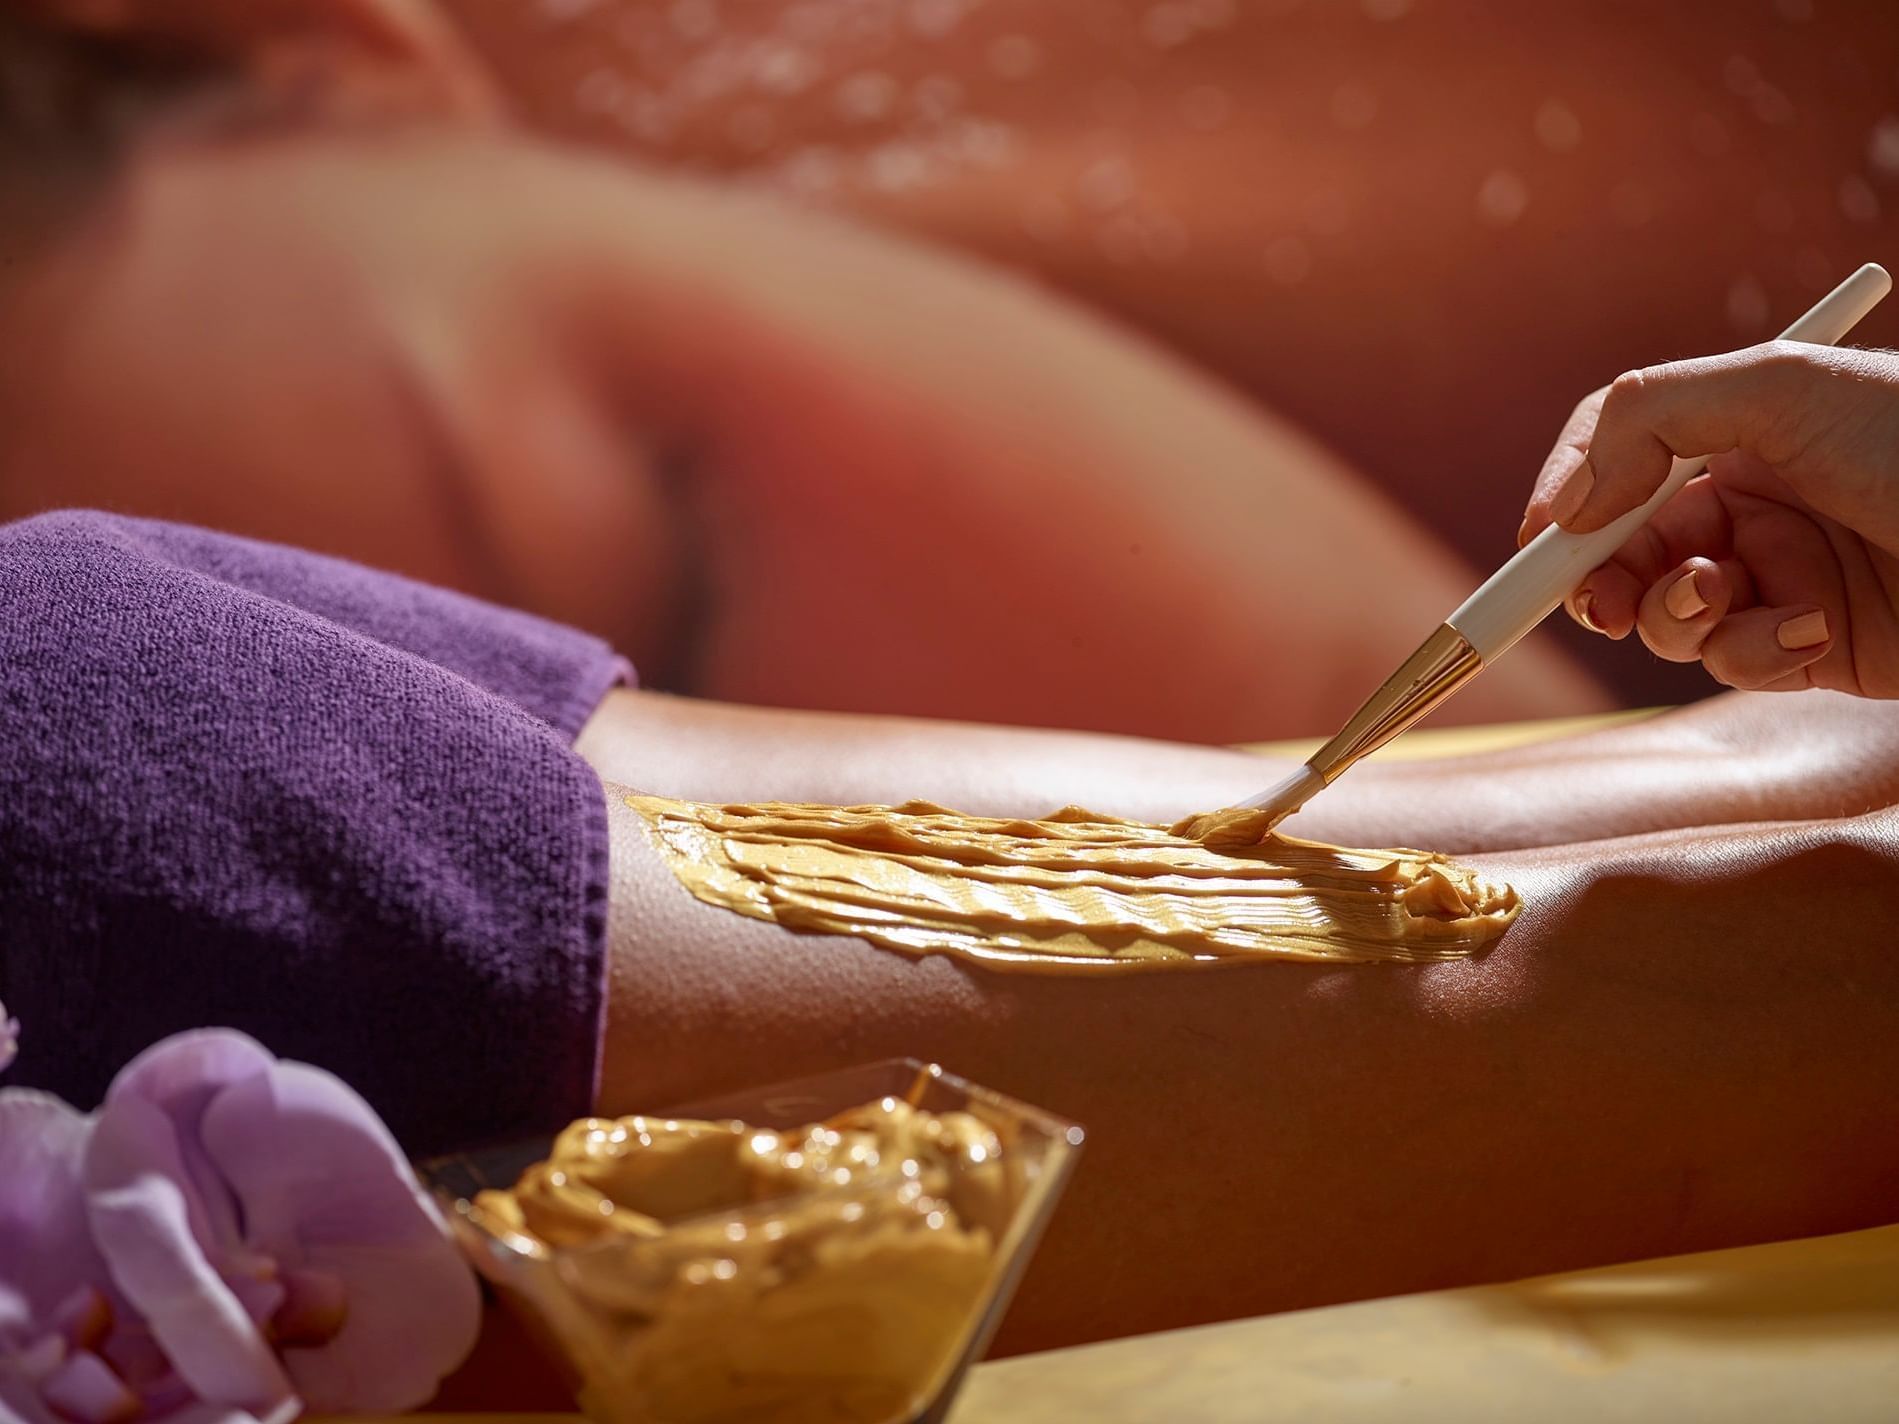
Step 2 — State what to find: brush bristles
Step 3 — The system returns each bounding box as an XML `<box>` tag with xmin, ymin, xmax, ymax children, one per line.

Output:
<box><xmin>1238</xmin><ymin>764</ymin><xmax>1326</xmax><ymax>822</ymax></box>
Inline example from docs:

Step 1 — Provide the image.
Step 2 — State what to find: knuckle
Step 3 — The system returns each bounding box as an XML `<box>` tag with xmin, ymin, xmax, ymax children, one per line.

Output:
<box><xmin>1749</xmin><ymin>341</ymin><xmax>1828</xmax><ymax>467</ymax></box>
<box><xmin>1596</xmin><ymin>367</ymin><xmax>1674</xmax><ymax>452</ymax></box>
<box><xmin>1752</xmin><ymin>339</ymin><xmax>1818</xmax><ymax>376</ymax></box>
<box><xmin>1605</xmin><ymin>367</ymin><xmax>1650</xmax><ymax>407</ymax></box>
<box><xmin>1750</xmin><ymin>341</ymin><xmax>1826</xmax><ymax>409</ymax></box>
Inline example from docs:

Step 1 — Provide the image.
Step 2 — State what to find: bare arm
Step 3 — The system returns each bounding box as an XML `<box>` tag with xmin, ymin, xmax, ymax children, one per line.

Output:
<box><xmin>582</xmin><ymin>688</ymin><xmax>1899</xmax><ymax>1353</ymax></box>
<box><xmin>575</xmin><ymin>684</ymin><xmax>1899</xmax><ymax>851</ymax></box>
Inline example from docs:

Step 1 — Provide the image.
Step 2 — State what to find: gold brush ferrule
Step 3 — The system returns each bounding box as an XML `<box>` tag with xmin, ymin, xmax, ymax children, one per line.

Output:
<box><xmin>1305</xmin><ymin>624</ymin><xmax>1484</xmax><ymax>785</ymax></box>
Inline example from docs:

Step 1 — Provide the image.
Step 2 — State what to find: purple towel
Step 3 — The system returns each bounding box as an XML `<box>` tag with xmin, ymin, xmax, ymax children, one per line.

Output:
<box><xmin>0</xmin><ymin>511</ymin><xmax>628</xmax><ymax>1153</ymax></box>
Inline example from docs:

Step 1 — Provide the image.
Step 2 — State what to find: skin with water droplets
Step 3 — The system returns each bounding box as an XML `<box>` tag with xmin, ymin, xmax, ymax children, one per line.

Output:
<box><xmin>442</xmin><ymin>2</ymin><xmax>1899</xmax><ymax>639</ymax></box>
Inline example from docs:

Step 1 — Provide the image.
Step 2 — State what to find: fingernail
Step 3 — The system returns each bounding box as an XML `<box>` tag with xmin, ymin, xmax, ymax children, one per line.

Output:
<box><xmin>1776</xmin><ymin>610</ymin><xmax>1829</xmax><ymax>650</ymax></box>
<box><xmin>1549</xmin><ymin>461</ymin><xmax>1596</xmax><ymax>528</ymax></box>
<box><xmin>1515</xmin><ymin>515</ymin><xmax>1532</xmax><ymax>549</ymax></box>
<box><xmin>1664</xmin><ymin>569</ymin><xmax>1709</xmax><ymax>620</ymax></box>
<box><xmin>1574</xmin><ymin>591</ymin><xmax>1606</xmax><ymax>634</ymax></box>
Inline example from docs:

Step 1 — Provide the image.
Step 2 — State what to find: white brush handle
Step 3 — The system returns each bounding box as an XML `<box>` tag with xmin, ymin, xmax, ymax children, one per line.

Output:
<box><xmin>1448</xmin><ymin>262</ymin><xmax>1893</xmax><ymax>661</ymax></box>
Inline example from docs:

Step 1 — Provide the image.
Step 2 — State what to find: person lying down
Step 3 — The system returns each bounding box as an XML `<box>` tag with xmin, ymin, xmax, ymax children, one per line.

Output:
<box><xmin>4</xmin><ymin>509</ymin><xmax>1899</xmax><ymax>1360</ymax></box>
<box><xmin>0</xmin><ymin>4</ymin><xmax>1611</xmax><ymax>746</ymax></box>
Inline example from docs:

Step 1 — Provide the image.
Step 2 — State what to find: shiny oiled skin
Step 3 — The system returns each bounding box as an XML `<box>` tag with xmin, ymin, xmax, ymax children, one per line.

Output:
<box><xmin>579</xmin><ymin>686</ymin><xmax>1899</xmax><ymax>1355</ymax></box>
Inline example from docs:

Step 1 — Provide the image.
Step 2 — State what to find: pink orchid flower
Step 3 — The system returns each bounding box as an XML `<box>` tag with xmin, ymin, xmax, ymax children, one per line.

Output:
<box><xmin>0</xmin><ymin>1089</ymin><xmax>283</xmax><ymax>1424</ymax></box>
<box><xmin>83</xmin><ymin>1030</ymin><xmax>481</xmax><ymax>1414</ymax></box>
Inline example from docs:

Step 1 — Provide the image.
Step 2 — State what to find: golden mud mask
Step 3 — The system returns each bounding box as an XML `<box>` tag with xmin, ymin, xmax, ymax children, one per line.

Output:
<box><xmin>627</xmin><ymin>795</ymin><xmax>1518</xmax><ymax>970</ymax></box>
<box><xmin>474</xmin><ymin>1094</ymin><xmax>1013</xmax><ymax>1424</ymax></box>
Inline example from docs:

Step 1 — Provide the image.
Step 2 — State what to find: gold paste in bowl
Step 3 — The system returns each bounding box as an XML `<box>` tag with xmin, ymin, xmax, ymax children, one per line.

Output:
<box><xmin>629</xmin><ymin>794</ymin><xmax>1519</xmax><ymax>970</ymax></box>
<box><xmin>475</xmin><ymin>1096</ymin><xmax>1013</xmax><ymax>1423</ymax></box>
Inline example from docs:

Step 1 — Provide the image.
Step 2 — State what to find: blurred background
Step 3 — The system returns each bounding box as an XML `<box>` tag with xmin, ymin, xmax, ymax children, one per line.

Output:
<box><xmin>4</xmin><ymin>0</ymin><xmax>1897</xmax><ymax>740</ymax></box>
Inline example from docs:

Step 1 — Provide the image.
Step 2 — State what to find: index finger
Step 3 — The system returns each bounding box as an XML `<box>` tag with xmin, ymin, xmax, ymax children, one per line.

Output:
<box><xmin>1552</xmin><ymin>341</ymin><xmax>1860</xmax><ymax>536</ymax></box>
<box><xmin>1519</xmin><ymin>386</ymin><xmax>1607</xmax><ymax>548</ymax></box>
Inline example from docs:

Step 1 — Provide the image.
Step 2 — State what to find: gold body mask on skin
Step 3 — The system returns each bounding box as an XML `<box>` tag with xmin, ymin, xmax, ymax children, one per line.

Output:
<box><xmin>628</xmin><ymin>795</ymin><xmax>1519</xmax><ymax>970</ymax></box>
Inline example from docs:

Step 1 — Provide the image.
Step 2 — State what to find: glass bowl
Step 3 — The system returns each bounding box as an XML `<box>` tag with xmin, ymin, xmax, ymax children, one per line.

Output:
<box><xmin>417</xmin><ymin>1059</ymin><xmax>1084</xmax><ymax>1424</ymax></box>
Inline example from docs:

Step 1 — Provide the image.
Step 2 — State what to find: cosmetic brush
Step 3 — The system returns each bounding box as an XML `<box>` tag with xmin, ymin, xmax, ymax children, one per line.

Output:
<box><xmin>1239</xmin><ymin>261</ymin><xmax>1893</xmax><ymax>829</ymax></box>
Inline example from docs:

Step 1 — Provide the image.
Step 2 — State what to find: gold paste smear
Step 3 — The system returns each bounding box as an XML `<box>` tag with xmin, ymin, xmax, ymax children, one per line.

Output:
<box><xmin>628</xmin><ymin>794</ymin><xmax>1520</xmax><ymax>970</ymax></box>
<box><xmin>1170</xmin><ymin>804</ymin><xmax>1291</xmax><ymax>849</ymax></box>
<box><xmin>476</xmin><ymin>1096</ymin><xmax>1010</xmax><ymax>1424</ymax></box>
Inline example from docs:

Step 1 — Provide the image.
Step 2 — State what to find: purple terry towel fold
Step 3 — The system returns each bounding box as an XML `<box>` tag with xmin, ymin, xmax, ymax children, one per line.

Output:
<box><xmin>0</xmin><ymin>510</ymin><xmax>630</xmax><ymax>1153</ymax></box>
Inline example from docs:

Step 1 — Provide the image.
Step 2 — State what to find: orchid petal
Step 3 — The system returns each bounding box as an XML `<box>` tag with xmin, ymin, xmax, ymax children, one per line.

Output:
<box><xmin>165</xmin><ymin>1401</ymin><xmax>298</xmax><ymax>1424</ymax></box>
<box><xmin>104</xmin><ymin>1033</ymin><xmax>275</xmax><ymax>1118</ymax></box>
<box><xmin>197</xmin><ymin>1065</ymin><xmax>437</xmax><ymax>1252</ymax></box>
<box><xmin>0</xmin><ymin>1090</ymin><xmax>99</xmax><ymax>1334</ymax></box>
<box><xmin>98</xmin><ymin>1322</ymin><xmax>169</xmax><ymax>1391</ymax></box>
<box><xmin>38</xmin><ymin>1350</ymin><xmax>139</xmax><ymax>1424</ymax></box>
<box><xmin>268</xmin><ymin>1270</ymin><xmax>346</xmax><ymax>1349</ymax></box>
<box><xmin>81</xmin><ymin>1096</ymin><xmax>292</xmax><ymax>1417</ymax></box>
<box><xmin>197</xmin><ymin>1065</ymin><xmax>478</xmax><ymax>1410</ymax></box>
<box><xmin>103</xmin><ymin>1032</ymin><xmax>276</xmax><ymax>1259</ymax></box>
<box><xmin>99</xmin><ymin>1323</ymin><xmax>197</xmax><ymax>1420</ymax></box>
<box><xmin>0</xmin><ymin>1007</ymin><xmax>19</xmax><ymax>1076</ymax></box>
<box><xmin>48</xmin><ymin>1288</ymin><xmax>112</xmax><ymax>1353</ymax></box>
<box><xmin>218</xmin><ymin>1274</ymin><xmax>286</xmax><ymax>1335</ymax></box>
<box><xmin>275</xmin><ymin>1241</ymin><xmax>479</xmax><ymax>1412</ymax></box>
<box><xmin>0</xmin><ymin>1376</ymin><xmax>54</xmax><ymax>1424</ymax></box>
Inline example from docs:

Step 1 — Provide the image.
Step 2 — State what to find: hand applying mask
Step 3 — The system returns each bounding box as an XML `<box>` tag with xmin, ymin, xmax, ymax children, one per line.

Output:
<box><xmin>1519</xmin><ymin>342</ymin><xmax>1899</xmax><ymax>695</ymax></box>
